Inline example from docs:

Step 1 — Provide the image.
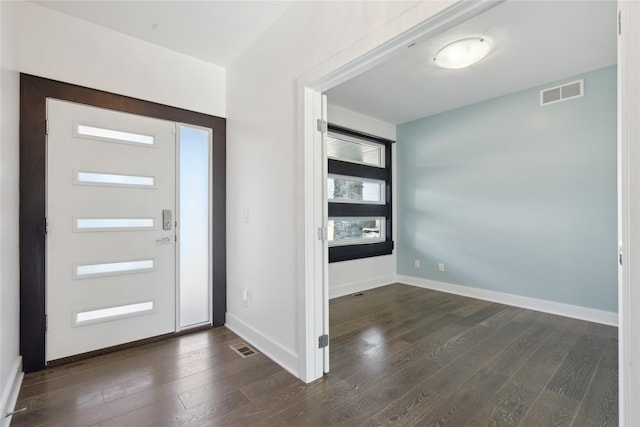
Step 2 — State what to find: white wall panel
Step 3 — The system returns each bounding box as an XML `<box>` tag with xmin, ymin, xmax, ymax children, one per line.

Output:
<box><xmin>18</xmin><ymin>2</ymin><xmax>225</xmax><ymax>117</ymax></box>
<box><xmin>0</xmin><ymin>1</ymin><xmax>22</xmax><ymax>423</ymax></box>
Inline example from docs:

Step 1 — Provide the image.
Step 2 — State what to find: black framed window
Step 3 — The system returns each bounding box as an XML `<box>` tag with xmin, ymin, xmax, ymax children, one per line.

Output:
<box><xmin>327</xmin><ymin>124</ymin><xmax>393</xmax><ymax>262</ymax></box>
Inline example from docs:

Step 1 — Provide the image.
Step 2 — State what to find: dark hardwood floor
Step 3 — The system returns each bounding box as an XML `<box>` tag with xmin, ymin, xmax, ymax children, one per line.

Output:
<box><xmin>11</xmin><ymin>284</ymin><xmax>618</xmax><ymax>426</ymax></box>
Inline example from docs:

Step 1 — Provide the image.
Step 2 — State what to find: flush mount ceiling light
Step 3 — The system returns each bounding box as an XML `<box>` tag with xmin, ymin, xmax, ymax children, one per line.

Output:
<box><xmin>433</xmin><ymin>37</ymin><xmax>491</xmax><ymax>69</ymax></box>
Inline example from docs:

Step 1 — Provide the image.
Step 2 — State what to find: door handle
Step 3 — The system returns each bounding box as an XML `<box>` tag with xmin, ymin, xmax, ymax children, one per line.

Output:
<box><xmin>155</xmin><ymin>236</ymin><xmax>172</xmax><ymax>243</ymax></box>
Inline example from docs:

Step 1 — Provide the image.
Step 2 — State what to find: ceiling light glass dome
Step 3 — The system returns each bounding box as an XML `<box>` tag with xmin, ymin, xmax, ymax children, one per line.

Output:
<box><xmin>434</xmin><ymin>37</ymin><xmax>491</xmax><ymax>69</ymax></box>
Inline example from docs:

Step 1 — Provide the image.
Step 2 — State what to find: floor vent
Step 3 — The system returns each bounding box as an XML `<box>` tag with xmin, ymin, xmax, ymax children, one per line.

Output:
<box><xmin>540</xmin><ymin>79</ymin><xmax>584</xmax><ymax>106</ymax></box>
<box><xmin>230</xmin><ymin>342</ymin><xmax>258</xmax><ymax>358</ymax></box>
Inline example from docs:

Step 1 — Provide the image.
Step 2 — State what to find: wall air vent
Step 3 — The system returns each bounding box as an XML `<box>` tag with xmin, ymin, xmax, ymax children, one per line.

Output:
<box><xmin>540</xmin><ymin>79</ymin><xmax>584</xmax><ymax>106</ymax></box>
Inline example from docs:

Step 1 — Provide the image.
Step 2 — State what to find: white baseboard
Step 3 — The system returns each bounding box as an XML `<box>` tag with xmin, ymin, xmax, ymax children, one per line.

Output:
<box><xmin>329</xmin><ymin>275</ymin><xmax>397</xmax><ymax>299</ymax></box>
<box><xmin>225</xmin><ymin>313</ymin><xmax>299</xmax><ymax>377</ymax></box>
<box><xmin>397</xmin><ymin>275</ymin><xmax>618</xmax><ymax>326</ymax></box>
<box><xmin>1</xmin><ymin>356</ymin><xmax>23</xmax><ymax>427</ymax></box>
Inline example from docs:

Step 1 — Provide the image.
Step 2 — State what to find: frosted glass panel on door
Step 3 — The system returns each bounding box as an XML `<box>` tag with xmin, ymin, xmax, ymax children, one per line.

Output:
<box><xmin>75</xmin><ymin>218</ymin><xmax>154</xmax><ymax>231</ymax></box>
<box><xmin>75</xmin><ymin>259</ymin><xmax>154</xmax><ymax>279</ymax></box>
<box><xmin>75</xmin><ymin>301</ymin><xmax>154</xmax><ymax>325</ymax></box>
<box><xmin>179</xmin><ymin>125</ymin><xmax>211</xmax><ymax>328</ymax></box>
<box><xmin>77</xmin><ymin>124</ymin><xmax>155</xmax><ymax>145</ymax></box>
<box><xmin>76</xmin><ymin>171</ymin><xmax>155</xmax><ymax>187</ymax></box>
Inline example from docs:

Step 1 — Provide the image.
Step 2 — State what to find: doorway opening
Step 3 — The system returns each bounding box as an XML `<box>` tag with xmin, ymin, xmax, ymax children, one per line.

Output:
<box><xmin>301</xmin><ymin>1</ymin><xmax>624</xmax><ymax>404</ymax></box>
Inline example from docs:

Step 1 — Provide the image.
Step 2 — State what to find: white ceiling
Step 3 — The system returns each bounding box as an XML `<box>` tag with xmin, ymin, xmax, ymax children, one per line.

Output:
<box><xmin>32</xmin><ymin>1</ymin><xmax>617</xmax><ymax>125</ymax></box>
<box><xmin>326</xmin><ymin>0</ymin><xmax>618</xmax><ymax>124</ymax></box>
<box><xmin>32</xmin><ymin>1</ymin><xmax>292</xmax><ymax>67</ymax></box>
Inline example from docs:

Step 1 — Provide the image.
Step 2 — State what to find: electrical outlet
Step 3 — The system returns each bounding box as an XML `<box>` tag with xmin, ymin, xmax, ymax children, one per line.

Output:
<box><xmin>438</xmin><ymin>263</ymin><xmax>445</xmax><ymax>272</ymax></box>
<box><xmin>414</xmin><ymin>260</ymin><xmax>420</xmax><ymax>269</ymax></box>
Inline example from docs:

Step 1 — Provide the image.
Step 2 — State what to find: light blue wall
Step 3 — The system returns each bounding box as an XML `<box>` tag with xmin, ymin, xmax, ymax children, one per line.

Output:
<box><xmin>397</xmin><ymin>66</ymin><xmax>617</xmax><ymax>312</ymax></box>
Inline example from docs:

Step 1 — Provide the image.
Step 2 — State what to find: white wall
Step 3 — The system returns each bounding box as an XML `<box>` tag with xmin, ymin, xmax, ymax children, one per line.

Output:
<box><xmin>225</xmin><ymin>1</ymin><xmax>454</xmax><ymax>377</ymax></box>
<box><xmin>18</xmin><ymin>1</ymin><xmax>226</xmax><ymax>117</ymax></box>
<box><xmin>0</xmin><ymin>1</ymin><xmax>22</xmax><ymax>423</ymax></box>
<box><xmin>326</xmin><ymin>104</ymin><xmax>397</xmax><ymax>298</ymax></box>
<box><xmin>328</xmin><ymin>104</ymin><xmax>396</xmax><ymax>141</ymax></box>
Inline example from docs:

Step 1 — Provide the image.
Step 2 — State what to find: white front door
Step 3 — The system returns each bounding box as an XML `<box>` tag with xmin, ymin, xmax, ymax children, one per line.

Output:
<box><xmin>46</xmin><ymin>99</ymin><xmax>177</xmax><ymax>362</ymax></box>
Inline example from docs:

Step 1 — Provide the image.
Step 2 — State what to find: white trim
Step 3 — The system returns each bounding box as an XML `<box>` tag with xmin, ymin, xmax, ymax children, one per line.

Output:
<box><xmin>1</xmin><ymin>356</ymin><xmax>24</xmax><ymax>427</ymax></box>
<box><xmin>617</xmin><ymin>1</ymin><xmax>640</xmax><ymax>424</ymax></box>
<box><xmin>398</xmin><ymin>275</ymin><xmax>617</xmax><ymax>327</ymax></box>
<box><xmin>329</xmin><ymin>275</ymin><xmax>397</xmax><ymax>299</ymax></box>
<box><xmin>298</xmin><ymin>88</ymin><xmax>327</xmax><ymax>383</ymax></box>
<box><xmin>225</xmin><ymin>313</ymin><xmax>298</xmax><ymax>377</ymax></box>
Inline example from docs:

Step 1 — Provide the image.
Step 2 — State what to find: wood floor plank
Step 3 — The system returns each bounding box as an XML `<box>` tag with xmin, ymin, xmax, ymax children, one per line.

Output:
<box><xmin>395</xmin><ymin>313</ymin><xmax>463</xmax><ymax>344</ymax></box>
<box><xmin>329</xmin><ymin>336</ymin><xmax>412</xmax><ymax>380</ymax></box>
<box><xmin>448</xmin><ymin>296</ymin><xmax>492</xmax><ymax>317</ymax></box>
<box><xmin>414</xmin><ymin>368</ymin><xmax>510</xmax><ymax>427</ymax></box>
<box><xmin>176</xmin><ymin>356</ymin><xmax>282</xmax><ymax>409</ymax></box>
<box><xmin>454</xmin><ymin>303</ymin><xmax>511</xmax><ymax>327</ymax></box>
<box><xmin>571</xmin><ymin>338</ymin><xmax>619</xmax><ymax>427</ymax></box>
<box><xmin>467</xmin><ymin>318</ymin><xmax>584</xmax><ymax>427</ymax></box>
<box><xmin>218</xmin><ymin>374</ymin><xmax>340</xmax><ymax>427</ymax></box>
<box><xmin>253</xmin><ymin>376</ymin><xmax>357</xmax><ymax>427</ymax></box>
<box><xmin>96</xmin><ymin>388</ymin><xmax>249</xmax><ymax>427</ymax></box>
<box><xmin>237</xmin><ymin>369</ymin><xmax>300</xmax><ymax>402</ymax></box>
<box><xmin>483</xmin><ymin>322</ymin><xmax>548</xmax><ymax>376</ymax></box>
<box><xmin>364</xmin><ymin>386</ymin><xmax>442</xmax><ymax>426</ymax></box>
<box><xmin>519</xmin><ymin>390</ymin><xmax>581</xmax><ymax>427</ymax></box>
<box><xmin>415</xmin><ymin>320</ymin><xmax>529</xmax><ymax>398</ymax></box>
<box><xmin>418</xmin><ymin>309</ymin><xmax>520</xmax><ymax>370</ymax></box>
<box><xmin>546</xmin><ymin>333</ymin><xmax>609</xmax><ymax>401</ymax></box>
<box><xmin>330</xmin><ymin>289</ymin><xmax>457</xmax><ymax>346</ymax></box>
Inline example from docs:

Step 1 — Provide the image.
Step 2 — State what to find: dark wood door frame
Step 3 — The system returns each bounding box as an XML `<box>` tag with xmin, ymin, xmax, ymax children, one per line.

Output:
<box><xmin>20</xmin><ymin>74</ymin><xmax>227</xmax><ymax>372</ymax></box>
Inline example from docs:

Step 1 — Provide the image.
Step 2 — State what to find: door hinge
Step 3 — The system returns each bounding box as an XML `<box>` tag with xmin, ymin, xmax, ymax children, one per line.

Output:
<box><xmin>618</xmin><ymin>10</ymin><xmax>621</xmax><ymax>35</ymax></box>
<box><xmin>318</xmin><ymin>334</ymin><xmax>329</xmax><ymax>348</ymax></box>
<box><xmin>44</xmin><ymin>218</ymin><xmax>49</xmax><ymax>234</ymax></box>
<box><xmin>45</xmin><ymin>315</ymin><xmax>48</xmax><ymax>332</ymax></box>
<box><xmin>317</xmin><ymin>226</ymin><xmax>328</xmax><ymax>241</ymax></box>
<box><xmin>45</xmin><ymin>119</ymin><xmax>49</xmax><ymax>136</ymax></box>
<box><xmin>317</xmin><ymin>119</ymin><xmax>328</xmax><ymax>133</ymax></box>
<box><xmin>619</xmin><ymin>241</ymin><xmax>624</xmax><ymax>265</ymax></box>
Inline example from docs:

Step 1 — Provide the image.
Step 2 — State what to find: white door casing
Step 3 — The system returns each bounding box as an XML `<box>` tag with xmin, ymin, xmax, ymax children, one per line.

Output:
<box><xmin>320</xmin><ymin>94</ymin><xmax>330</xmax><ymax>374</ymax></box>
<box><xmin>618</xmin><ymin>1</ymin><xmax>640</xmax><ymax>424</ymax></box>
<box><xmin>46</xmin><ymin>99</ymin><xmax>177</xmax><ymax>361</ymax></box>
